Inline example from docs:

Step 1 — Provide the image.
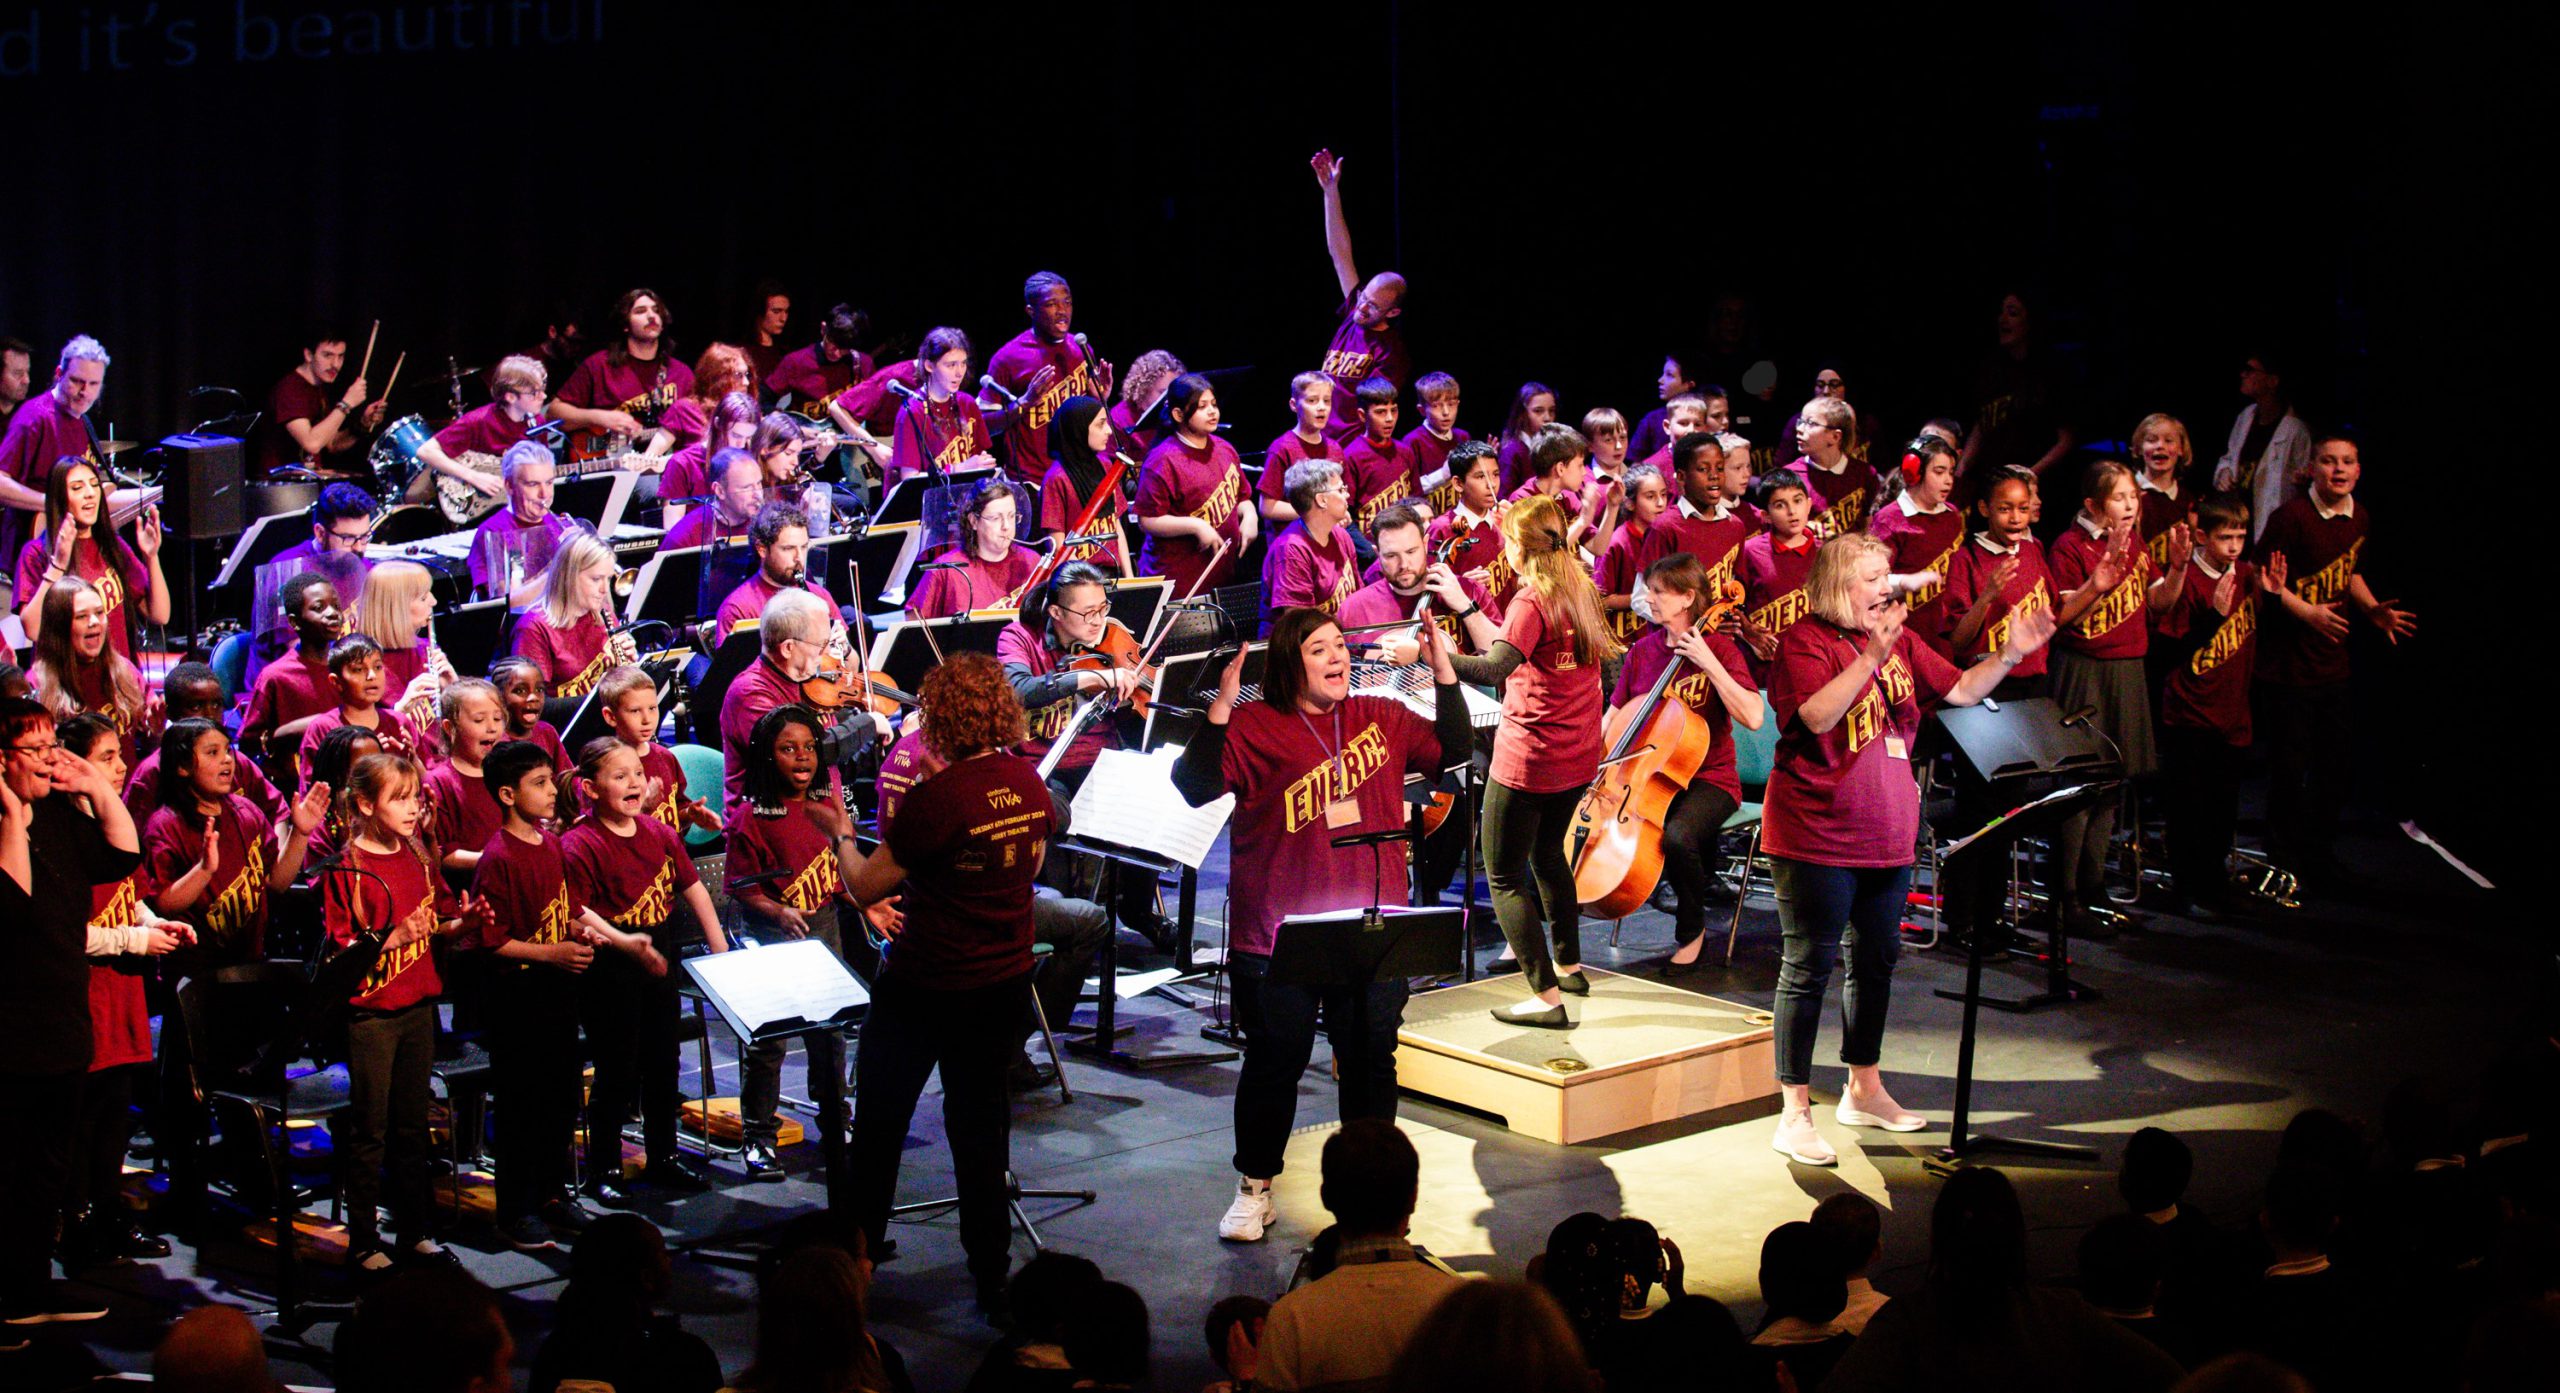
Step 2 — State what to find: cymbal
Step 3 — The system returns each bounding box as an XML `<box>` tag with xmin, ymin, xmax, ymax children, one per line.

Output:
<box><xmin>96</xmin><ymin>439</ymin><xmax>143</xmax><ymax>456</ymax></box>
<box><xmin>422</xmin><ymin>363</ymin><xmax>488</xmax><ymax>387</ymax></box>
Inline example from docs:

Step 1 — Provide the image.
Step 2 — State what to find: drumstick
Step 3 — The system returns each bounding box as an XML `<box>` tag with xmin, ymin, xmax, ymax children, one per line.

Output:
<box><xmin>357</xmin><ymin>320</ymin><xmax>379</xmax><ymax>381</ymax></box>
<box><xmin>381</xmin><ymin>351</ymin><xmax>406</xmax><ymax>403</ymax></box>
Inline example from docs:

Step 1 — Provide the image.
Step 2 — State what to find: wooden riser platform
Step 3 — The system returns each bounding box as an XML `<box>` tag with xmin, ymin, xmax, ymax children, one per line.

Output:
<box><xmin>1396</xmin><ymin>969</ymin><xmax>1778</xmax><ymax>1144</ymax></box>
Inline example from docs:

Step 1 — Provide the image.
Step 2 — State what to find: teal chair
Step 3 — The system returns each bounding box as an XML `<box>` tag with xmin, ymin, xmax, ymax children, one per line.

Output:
<box><xmin>670</xmin><ymin>742</ymin><xmax>726</xmax><ymax>850</ymax></box>
<box><xmin>209</xmin><ymin>631</ymin><xmax>250</xmax><ymax>705</ymax></box>
<box><xmin>1722</xmin><ymin>691</ymin><xmax>1780</xmax><ymax>966</ymax></box>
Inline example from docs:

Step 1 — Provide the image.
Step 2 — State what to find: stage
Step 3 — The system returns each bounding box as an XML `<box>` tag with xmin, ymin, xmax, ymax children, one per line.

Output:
<box><xmin>13</xmin><ymin>815</ymin><xmax>2521</xmax><ymax>1393</ymax></box>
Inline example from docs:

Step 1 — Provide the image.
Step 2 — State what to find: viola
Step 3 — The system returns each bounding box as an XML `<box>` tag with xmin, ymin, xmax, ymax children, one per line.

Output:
<box><xmin>800</xmin><ymin>668</ymin><xmax>916</xmax><ymax>719</ymax></box>
<box><xmin>1059</xmin><ymin>618</ymin><xmax>1159</xmax><ymax>718</ymax></box>
<box><xmin>1565</xmin><ymin>577</ymin><xmax>1747</xmax><ymax>918</ymax></box>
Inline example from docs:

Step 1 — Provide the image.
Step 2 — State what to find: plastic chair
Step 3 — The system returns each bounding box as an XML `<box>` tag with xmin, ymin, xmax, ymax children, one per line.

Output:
<box><xmin>1722</xmin><ymin>692</ymin><xmax>1780</xmax><ymax>966</ymax></box>
<box><xmin>209</xmin><ymin>631</ymin><xmax>250</xmax><ymax>704</ymax></box>
<box><xmin>670</xmin><ymin>743</ymin><xmax>726</xmax><ymax>849</ymax></box>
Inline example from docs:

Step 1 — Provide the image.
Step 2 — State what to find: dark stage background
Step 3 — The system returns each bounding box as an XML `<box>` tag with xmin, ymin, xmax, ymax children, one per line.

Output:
<box><xmin>0</xmin><ymin>0</ymin><xmax>2531</xmax><ymax>881</ymax></box>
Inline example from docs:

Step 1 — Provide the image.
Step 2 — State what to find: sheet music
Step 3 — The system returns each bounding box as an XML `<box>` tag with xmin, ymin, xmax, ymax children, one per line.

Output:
<box><xmin>1943</xmin><ymin>782</ymin><xmax>2102</xmax><ymax>858</ymax></box>
<box><xmin>685</xmin><ymin>938</ymin><xmax>870</xmax><ymax>1039</ymax></box>
<box><xmin>1068</xmin><ymin>745</ymin><xmax>1234</xmax><ymax>869</ymax></box>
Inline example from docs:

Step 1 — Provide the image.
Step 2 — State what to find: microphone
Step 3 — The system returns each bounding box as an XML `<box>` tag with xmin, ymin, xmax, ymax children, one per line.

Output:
<box><xmin>918</xmin><ymin>560</ymin><xmax>966</xmax><ymax>571</ymax></box>
<box><xmin>2058</xmin><ymin>705</ymin><xmax>2099</xmax><ymax>728</ymax></box>
<box><xmin>980</xmin><ymin>374</ymin><xmax>1023</xmax><ymax>406</ymax></box>
<box><xmin>1073</xmin><ymin>332</ymin><xmax>1096</xmax><ymax>364</ymax></box>
<box><xmin>1047</xmin><ymin>531</ymin><xmax>1117</xmax><ymax>550</ymax></box>
<box><xmin>1330</xmin><ymin>828</ymin><xmax>1413</xmax><ymax>850</ymax></box>
<box><xmin>885</xmin><ymin>379</ymin><xmax>924</xmax><ymax>404</ymax></box>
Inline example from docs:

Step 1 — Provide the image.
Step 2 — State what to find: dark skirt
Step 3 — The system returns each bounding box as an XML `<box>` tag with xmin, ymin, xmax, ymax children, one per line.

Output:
<box><xmin>2048</xmin><ymin>649</ymin><xmax>2158</xmax><ymax>778</ymax></box>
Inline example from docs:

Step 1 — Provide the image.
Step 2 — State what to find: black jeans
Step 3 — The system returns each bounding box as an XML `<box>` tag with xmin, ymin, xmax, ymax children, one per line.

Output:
<box><xmin>341</xmin><ymin>1002</ymin><xmax>438</xmax><ymax>1244</ymax></box>
<box><xmin>580</xmin><ymin>944</ymin><xmax>682</xmax><ymax>1181</ymax></box>
<box><xmin>1770</xmin><ymin>857</ymin><xmax>1910</xmax><ymax>1088</ymax></box>
<box><xmin>488</xmin><ymin>964</ymin><xmax>583</xmax><ymax>1219</ymax></box>
<box><xmin>1482</xmin><ymin>780</ymin><xmax>1589</xmax><ymax>993</ymax></box>
<box><xmin>741</xmin><ymin>911</ymin><xmax>850</xmax><ymax>1150</ymax></box>
<box><xmin>848</xmin><ymin>972</ymin><xmax>1030</xmax><ymax>1286</ymax></box>
<box><xmin>1226</xmin><ymin>950</ymin><xmax>1409</xmax><ymax>1179</ymax></box>
<box><xmin>70</xmin><ymin>1062</ymin><xmax>146</xmax><ymax>1217</ymax></box>
<box><xmin>2160</xmin><ymin>727</ymin><xmax>2243</xmax><ymax>901</ymax></box>
<box><xmin>2259</xmin><ymin>680</ymin><xmax>2351</xmax><ymax>876</ymax></box>
<box><xmin>0</xmin><ymin>1070</ymin><xmax>80</xmax><ymax>1305</ymax></box>
<box><xmin>1660</xmin><ymin>783</ymin><xmax>1742</xmax><ymax>942</ymax></box>
<box><xmin>1031</xmin><ymin>893</ymin><xmax>1112</xmax><ymax>1046</ymax></box>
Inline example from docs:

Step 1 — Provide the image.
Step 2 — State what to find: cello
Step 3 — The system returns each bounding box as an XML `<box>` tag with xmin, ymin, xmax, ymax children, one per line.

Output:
<box><xmin>1566</xmin><ymin>576</ymin><xmax>1746</xmax><ymax>918</ymax></box>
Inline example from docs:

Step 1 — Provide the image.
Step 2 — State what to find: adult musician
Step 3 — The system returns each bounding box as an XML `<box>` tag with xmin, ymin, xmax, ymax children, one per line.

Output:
<box><xmin>660</xmin><ymin>344</ymin><xmax>755</xmax><ymax>456</ymax></box>
<box><xmin>772</xmin><ymin>305</ymin><xmax>893</xmax><ymax>481</ymax></box>
<box><xmin>1039</xmin><ymin>396</ymin><xmax>1132</xmax><ymax>574</ymax></box>
<box><xmin>0</xmin><ymin>336</ymin><xmax>110</xmax><ymax>574</ymax></box>
<box><xmin>742</xmin><ymin>281</ymin><xmax>790</xmax><ymax>386</ymax></box>
<box><xmin>987</xmin><ymin>272</ymin><xmax>1115</xmax><ymax>491</ymax></box>
<box><xmin>716</xmin><ymin>588</ymin><xmax>889</xmax><ymax>804</ymax></box>
<box><xmin>1760</xmin><ymin>533</ymin><xmax>2054</xmax><ymax>1168</ymax></box>
<box><xmin>663</xmin><ymin>448</ymin><xmax>765</xmax><ymax>551</ymax></box>
<box><xmin>907</xmin><ymin>479</ymin><xmax>1037</xmax><ymax>620</ymax></box>
<box><xmin>660</xmin><ymin>391</ymin><xmax>762</xmax><ymax>529</ymax></box>
<box><xmin>1609</xmin><ymin>554</ymin><xmax>1763</xmax><ymax>970</ymax></box>
<box><xmin>838</xmin><ymin>653</ymin><xmax>1057</xmax><ymax>1312</ymax></box>
<box><xmin>1172</xmin><ymin>607</ymin><xmax>1470</xmax><ymax>1243</ymax></box>
<box><xmin>1310</xmin><ymin>151</ymin><xmax>1412</xmax><ymax>427</ymax></box>
<box><xmin>550</xmin><ymin>289</ymin><xmax>692</xmax><ymax>455</ymax></box>
<box><xmin>1338</xmin><ymin>505</ymin><xmax>1499</xmax><ymax>656</ymax></box>
<box><xmin>258</xmin><ymin>326</ymin><xmax>388</xmax><ymax>474</ymax></box>
<box><xmin>996</xmin><ymin>561</ymin><xmax>1169</xmax><ymax>943</ymax></box>
<box><xmin>714</xmin><ymin>502</ymin><xmax>844</xmax><ymax>644</ymax></box>
<box><xmin>267</xmin><ymin>483</ymin><xmax>381</xmax><ymax>578</ymax></box>
<box><xmin>509</xmin><ymin>533</ymin><xmax>632</xmax><ymax>701</ymax></box>
<box><xmin>0</xmin><ymin>337</ymin><xmax>30</xmax><ymax>426</ymax></box>
<box><xmin>469</xmin><ymin>442</ymin><xmax>575</xmax><ymax>603</ymax></box>
<box><xmin>406</xmin><ymin>356</ymin><xmax>535</xmax><ymax>505</ymax></box>
<box><xmin>17</xmin><ymin>458</ymin><xmax>168</xmax><ymax>662</ymax></box>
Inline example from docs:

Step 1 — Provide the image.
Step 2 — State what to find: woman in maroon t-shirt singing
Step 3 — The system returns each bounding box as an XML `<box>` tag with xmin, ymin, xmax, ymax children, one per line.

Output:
<box><xmin>887</xmin><ymin>326</ymin><xmax>998</xmax><ymax>484</ymax></box>
<box><xmin>1446</xmin><ymin>492</ymin><xmax>1622</xmax><ymax>1029</ymax></box>
<box><xmin>1174</xmin><ymin>605</ymin><xmax>1471</xmax><ymax>1243</ymax></box>
<box><xmin>1760</xmin><ymin>533</ymin><xmax>2052</xmax><ymax>1168</ymax></box>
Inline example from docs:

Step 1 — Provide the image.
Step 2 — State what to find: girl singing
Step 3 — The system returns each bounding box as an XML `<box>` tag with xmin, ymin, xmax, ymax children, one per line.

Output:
<box><xmin>16</xmin><ymin>458</ymin><xmax>167</xmax><ymax>661</ymax></box>
<box><xmin>887</xmin><ymin>326</ymin><xmax>998</xmax><ymax>484</ymax></box>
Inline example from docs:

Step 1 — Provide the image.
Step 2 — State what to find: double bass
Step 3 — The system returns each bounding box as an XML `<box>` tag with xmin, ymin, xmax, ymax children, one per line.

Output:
<box><xmin>1566</xmin><ymin>577</ymin><xmax>1747</xmax><ymax>918</ymax></box>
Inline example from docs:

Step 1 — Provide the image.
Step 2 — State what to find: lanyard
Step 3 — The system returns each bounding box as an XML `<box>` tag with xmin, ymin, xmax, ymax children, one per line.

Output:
<box><xmin>1294</xmin><ymin>705</ymin><xmax>1347</xmax><ymax>804</ymax></box>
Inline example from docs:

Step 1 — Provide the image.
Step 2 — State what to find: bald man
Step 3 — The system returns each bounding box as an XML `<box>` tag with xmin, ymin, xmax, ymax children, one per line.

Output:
<box><xmin>1311</xmin><ymin>150</ymin><xmax>1413</xmax><ymax>435</ymax></box>
<box><xmin>154</xmin><ymin>1306</ymin><xmax>282</xmax><ymax>1393</ymax></box>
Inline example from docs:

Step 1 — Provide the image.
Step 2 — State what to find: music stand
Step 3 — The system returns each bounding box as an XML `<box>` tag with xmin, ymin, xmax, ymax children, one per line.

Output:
<box><xmin>1931</xmin><ymin>698</ymin><xmax>2119</xmax><ymax>1009</ymax></box>
<box><xmin>869</xmin><ymin>466</ymin><xmax>995</xmax><ymax>531</ymax></box>
<box><xmin>691</xmin><ymin>629</ymin><xmax>767</xmax><ymax>741</ymax></box>
<box><xmin>212</xmin><ymin>513</ymin><xmax>312</xmax><ymax>590</ymax></box>
<box><xmin>371</xmin><ymin>504</ymin><xmax>450</xmax><ymax>546</ymax></box>
<box><xmin>553</xmin><ymin>470</ymin><xmax>627</xmax><ymax>532</ymax></box>
<box><xmin>435</xmin><ymin>598</ymin><xmax>509</xmax><ymax>684</ymax></box>
<box><xmin>1060</xmin><ymin>745</ymin><xmax>1241</xmax><ymax>1066</ymax></box>
<box><xmin>1144</xmin><ymin>642</ymin><xmax>1267</xmax><ymax>753</ymax></box>
<box><xmin>867</xmin><ymin>614</ymin><xmax>1009</xmax><ymax>693</ymax></box>
<box><xmin>684</xmin><ymin>940</ymin><xmax>867</xmax><ymax>1203</ymax></box>
<box><xmin>1925</xmin><ymin>781</ymin><xmax>2121</xmax><ymax>1175</ymax></box>
<box><xmin>1270</xmin><ymin>905</ymin><xmax>1468</xmax><ymax>988</ymax></box>
<box><xmin>825</xmin><ymin>528</ymin><xmax>910</xmax><ymax>615</ymax></box>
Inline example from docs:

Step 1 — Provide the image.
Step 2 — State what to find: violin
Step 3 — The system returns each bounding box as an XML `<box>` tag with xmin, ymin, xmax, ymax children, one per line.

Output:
<box><xmin>800</xmin><ymin>668</ymin><xmax>917</xmax><ymax>719</ymax></box>
<box><xmin>1059</xmin><ymin>618</ymin><xmax>1158</xmax><ymax>717</ymax></box>
<box><xmin>1565</xmin><ymin>577</ymin><xmax>1747</xmax><ymax>918</ymax></box>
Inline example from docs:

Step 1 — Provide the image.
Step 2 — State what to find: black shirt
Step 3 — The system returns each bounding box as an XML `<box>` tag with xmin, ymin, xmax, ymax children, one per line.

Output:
<box><xmin>0</xmin><ymin>791</ymin><xmax>143</xmax><ymax>1075</ymax></box>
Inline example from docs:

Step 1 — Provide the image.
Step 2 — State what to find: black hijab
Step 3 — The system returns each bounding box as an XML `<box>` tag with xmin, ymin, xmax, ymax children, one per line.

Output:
<box><xmin>1048</xmin><ymin>394</ymin><xmax>1110</xmax><ymax>509</ymax></box>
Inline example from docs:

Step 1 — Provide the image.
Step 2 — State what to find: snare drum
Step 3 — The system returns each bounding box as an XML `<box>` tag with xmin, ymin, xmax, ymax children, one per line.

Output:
<box><xmin>369</xmin><ymin>414</ymin><xmax>435</xmax><ymax>495</ymax></box>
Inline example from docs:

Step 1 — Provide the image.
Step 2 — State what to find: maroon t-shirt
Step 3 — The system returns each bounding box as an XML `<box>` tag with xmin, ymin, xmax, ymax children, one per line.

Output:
<box><xmin>296</xmin><ymin>705</ymin><xmax>422</xmax><ymax>784</ymax></box>
<box><xmin>659</xmin><ymin>442</ymin><xmax>712</xmax><ymax>506</ymax></box>
<box><xmin>1867</xmin><ymin>499</ymin><xmax>1967</xmax><ymax>655</ymax></box>
<box><xmin>1260</xmin><ymin>521</ymin><xmax>1358</xmax><ymax>620</ymax></box>
<box><xmin>259</xmin><ymin>370</ymin><xmax>335</xmax><ymax>472</ymax></box>
<box><xmin>1497</xmin><ymin>435</ymin><xmax>1538</xmax><ymax>495</ymax></box>
<box><xmin>1320</xmin><ymin>299</ymin><xmax>1411</xmax><ymax>408</ymax></box>
<box><xmin>1403</xmin><ymin>425</ymin><xmax>1471</xmax><ymax>499</ymax></box>
<box><xmin>1259</xmin><ymin>429</ymin><xmax>1345</xmax><ymax>508</ymax></box>
<box><xmin>1763</xmin><ymin>621</ymin><xmax>1961</xmax><ymax>868</ymax></box>
<box><xmin>472</xmin><ymin>826</ymin><xmax>586</xmax><ymax>952</ymax></box>
<box><xmin>2253</xmin><ymin>496</ymin><xmax>2369</xmax><ymax>688</ymax></box>
<box><xmin>433</xmin><ymin>401</ymin><xmax>540</xmax><ymax>462</ymax></box>
<box><xmin>880</xmin><ymin>751</ymin><xmax>1056</xmax><ymax>990</ymax></box>
<box><xmin>768</xmin><ymin>343</ymin><xmax>867</xmax><ymax>410</ymax></box>
<box><xmin>424</xmin><ymin>761</ymin><xmax>504</xmax><ymax>870</ymax></box>
<box><xmin>908</xmin><ymin>544</ymin><xmax>1038</xmax><ymax>619</ymax></box>
<box><xmin>241</xmin><ymin>649</ymin><xmax>339</xmax><ymax>753</ymax></box>
<box><xmin>1786</xmin><ymin>456</ymin><xmax>1886</xmax><ymax>537</ymax></box>
<box><xmin>0</xmin><ymin>393</ymin><xmax>98</xmax><ymax>566</ymax></box>
<box><xmin>2157</xmin><ymin>559</ymin><xmax>2260</xmax><ymax>745</ymax></box>
<box><xmin>662</xmin><ymin>504</ymin><xmax>752</xmax><ymax>551</ymax></box>
<box><xmin>1668</xmin><ymin>506</ymin><xmax>1754</xmax><ymax>600</ymax></box>
<box><xmin>1216</xmin><ymin>694</ymin><xmax>1440</xmax><ymax>957</ymax></box>
<box><xmin>324</xmin><ymin>842</ymin><xmax>457</xmax><ymax>1011</ymax></box>
<box><xmin>143</xmin><ymin>796</ymin><xmax>273</xmax><ymax>960</ymax></box>
<box><xmin>1342</xmin><ymin>435</ymin><xmax>1422</xmax><ymax>534</ymax></box>
<box><xmin>989</xmin><ymin>330</ymin><xmax>1106</xmax><ymax>487</ymax></box>
<box><xmin>127</xmin><ymin>748</ymin><xmax>287</xmax><ymax>828</ymax></box>
<box><xmin>716</xmin><ymin>571</ymin><xmax>840</xmax><ymax>642</ymax></box>
<box><xmin>1336</xmin><ymin>573</ymin><xmax>1498</xmax><ymax>651</ymax></box>
<box><xmin>556</xmin><ymin>350</ymin><xmax>692</xmax><ymax>427</ymax></box>
<box><xmin>1595</xmin><ymin>519</ymin><xmax>1674</xmax><ymax>646</ymax></box>
<box><xmin>1134</xmin><ymin>436</ymin><xmax>1248</xmax><ymax>594</ymax></box>
<box><xmin>1609</xmin><ymin>627</ymin><xmax>1754</xmax><ymax>802</ymax></box>
<box><xmin>888</xmin><ymin>393</ymin><xmax>990</xmax><ymax>483</ymax></box>
<box><xmin>658</xmin><ymin>397</ymin><xmax>710</xmax><ymax>452</ymax></box>
<box><xmin>724</xmin><ymin>799</ymin><xmax>845</xmax><ymax>918</ymax></box>
<box><xmin>512</xmin><ymin>609</ymin><xmax>614</xmax><ymax>697</ymax></box>
<box><xmin>563</xmin><ymin>815</ymin><xmax>699</xmax><ymax>930</ymax></box>
<box><xmin>87</xmin><ymin>870</ymin><xmax>156</xmax><ymax>1071</ymax></box>
<box><xmin>873</xmin><ymin>729</ymin><xmax>944</xmax><ymax>827</ymax></box>
<box><xmin>1038</xmin><ymin>459</ymin><xmax>1126</xmax><ymax>569</ymax></box>
<box><xmin>1741</xmin><ymin>532</ymin><xmax>1821</xmax><ymax>647</ymax></box>
<box><xmin>1428</xmin><ymin>507</ymin><xmax>1514</xmax><ymax>612</ymax></box>
<box><xmin>1489</xmin><ymin>594</ymin><xmax>1603</xmax><ymax>795</ymax></box>
<box><xmin>467</xmin><ymin>508</ymin><xmax>573</xmax><ymax>590</ymax></box>
<box><xmin>16</xmin><ymin>534</ymin><xmax>150</xmax><ymax>661</ymax></box>
<box><xmin>2047</xmin><ymin>520</ymin><xmax>2155</xmax><ymax>661</ymax></box>
<box><xmin>997</xmin><ymin>622</ymin><xmax>1115</xmax><ymax>774</ymax></box>
<box><xmin>2138</xmin><ymin>482</ymin><xmax>2189</xmax><ymax>565</ymax></box>
<box><xmin>1941</xmin><ymin>536</ymin><xmax>2055</xmax><ymax>680</ymax></box>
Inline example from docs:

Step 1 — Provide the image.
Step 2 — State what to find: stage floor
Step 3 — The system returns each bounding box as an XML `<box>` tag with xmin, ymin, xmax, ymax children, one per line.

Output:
<box><xmin>14</xmin><ymin>814</ymin><xmax>2523</xmax><ymax>1393</ymax></box>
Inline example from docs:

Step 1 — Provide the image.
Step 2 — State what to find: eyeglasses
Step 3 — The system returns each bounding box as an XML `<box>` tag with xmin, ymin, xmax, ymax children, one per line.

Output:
<box><xmin>325</xmin><ymin>528</ymin><xmax>374</xmax><ymax>545</ymax></box>
<box><xmin>1053</xmin><ymin>602</ymin><xmax>1110</xmax><ymax>621</ymax></box>
<box><xmin>6</xmin><ymin>741</ymin><xmax>60</xmax><ymax>755</ymax></box>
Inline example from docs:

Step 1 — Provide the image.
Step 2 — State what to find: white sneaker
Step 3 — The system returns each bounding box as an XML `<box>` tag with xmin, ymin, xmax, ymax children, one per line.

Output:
<box><xmin>1771</xmin><ymin>1107</ymin><xmax>1839</xmax><ymax>1166</ymax></box>
<box><xmin>1218</xmin><ymin>1176</ymin><xmax>1275</xmax><ymax>1242</ymax></box>
<box><xmin>1838</xmin><ymin>1083</ymin><xmax>1929</xmax><ymax>1132</ymax></box>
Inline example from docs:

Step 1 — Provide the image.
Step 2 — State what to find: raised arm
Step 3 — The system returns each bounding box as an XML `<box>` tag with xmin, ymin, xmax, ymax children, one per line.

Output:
<box><xmin>1313</xmin><ymin>149</ymin><xmax>1359</xmax><ymax>299</ymax></box>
